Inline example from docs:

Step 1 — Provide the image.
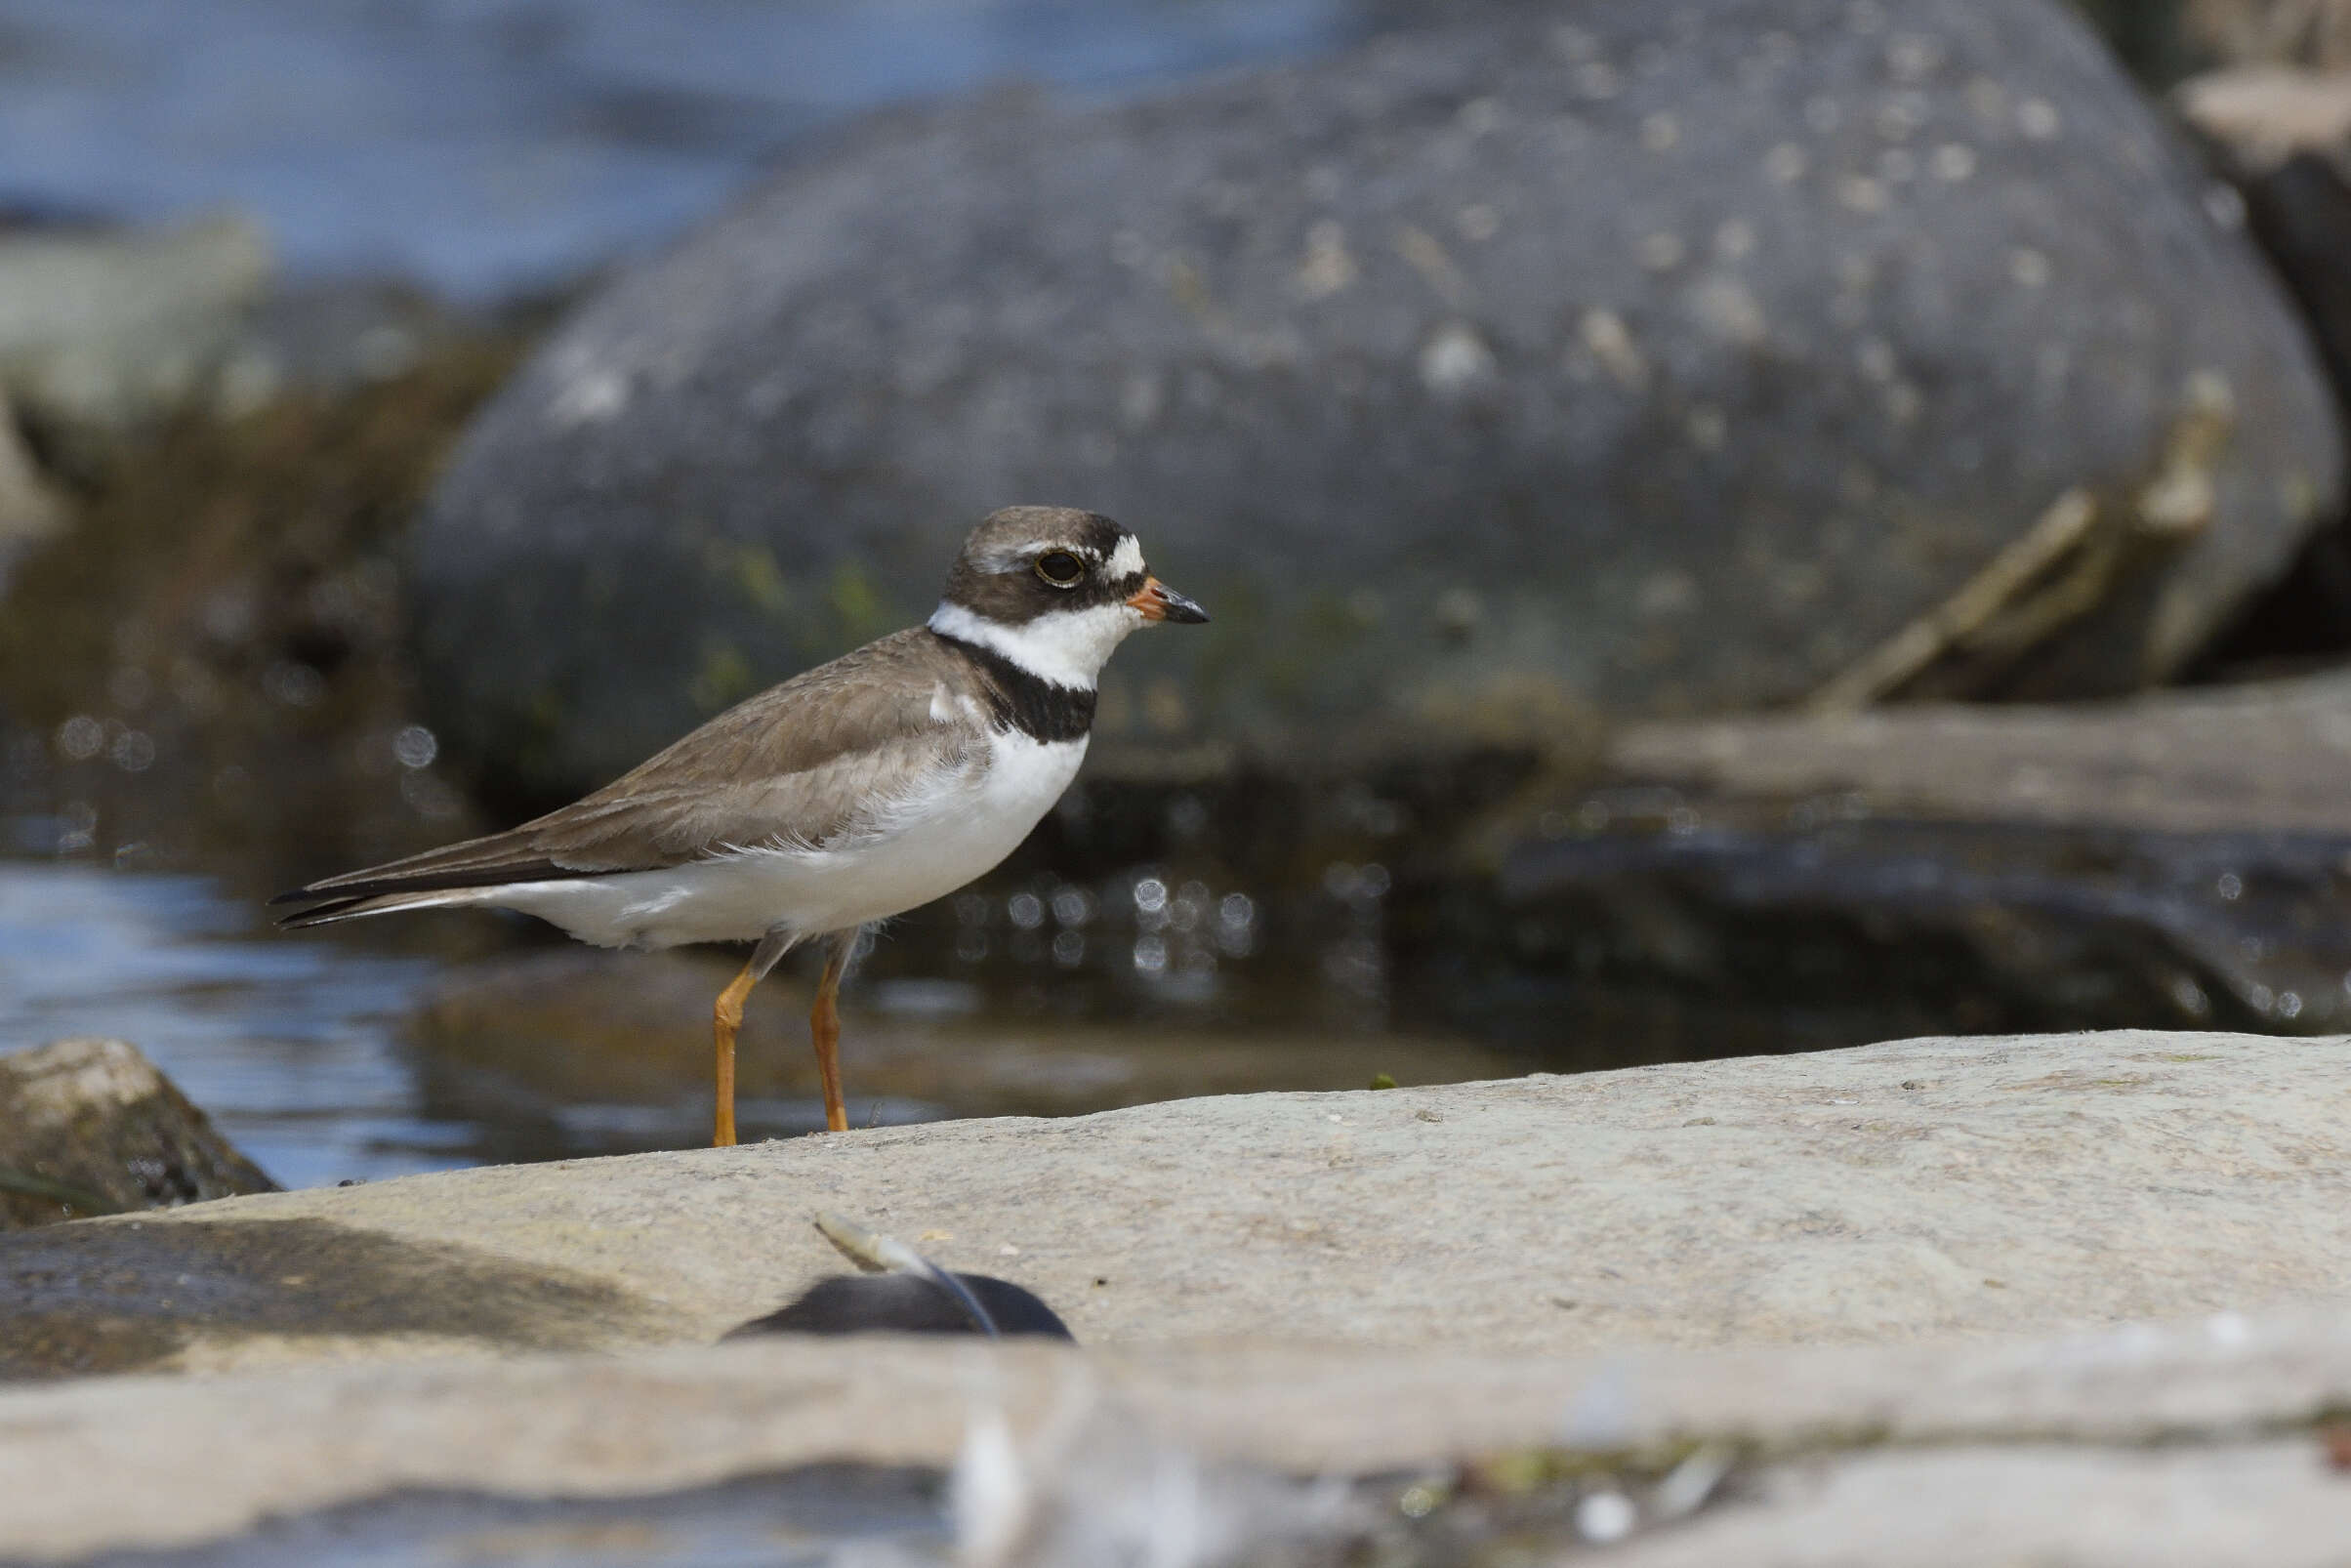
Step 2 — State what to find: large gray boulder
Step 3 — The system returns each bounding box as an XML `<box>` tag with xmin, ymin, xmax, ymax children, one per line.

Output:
<box><xmin>417</xmin><ymin>0</ymin><xmax>2341</xmax><ymax>803</ymax></box>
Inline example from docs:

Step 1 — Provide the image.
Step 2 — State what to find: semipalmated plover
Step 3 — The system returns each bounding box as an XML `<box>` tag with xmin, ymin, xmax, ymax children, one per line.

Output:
<box><xmin>276</xmin><ymin>507</ymin><xmax>1207</xmax><ymax>1144</ymax></box>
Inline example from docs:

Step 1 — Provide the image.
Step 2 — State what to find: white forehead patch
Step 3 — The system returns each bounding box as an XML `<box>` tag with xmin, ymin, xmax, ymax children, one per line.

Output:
<box><xmin>1107</xmin><ymin>534</ymin><xmax>1145</xmax><ymax>579</ymax></box>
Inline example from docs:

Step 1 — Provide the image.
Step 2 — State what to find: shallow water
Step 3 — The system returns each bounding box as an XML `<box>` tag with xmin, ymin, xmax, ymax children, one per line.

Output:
<box><xmin>0</xmin><ymin>816</ymin><xmax>1513</xmax><ymax>1189</ymax></box>
<box><xmin>0</xmin><ymin>0</ymin><xmax>1352</xmax><ymax>298</ymax></box>
<box><xmin>0</xmin><ymin>858</ymin><xmax>459</xmax><ymax>1188</ymax></box>
<box><xmin>13</xmin><ymin>752</ymin><xmax>2351</xmax><ymax>1193</ymax></box>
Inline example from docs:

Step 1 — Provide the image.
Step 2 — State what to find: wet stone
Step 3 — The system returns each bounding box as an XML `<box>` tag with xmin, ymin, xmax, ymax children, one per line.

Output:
<box><xmin>1476</xmin><ymin>805</ymin><xmax>2351</xmax><ymax>1053</ymax></box>
<box><xmin>1461</xmin><ymin>671</ymin><xmax>2351</xmax><ymax>1053</ymax></box>
<box><xmin>0</xmin><ymin>1038</ymin><xmax>275</xmax><ymax>1232</ymax></box>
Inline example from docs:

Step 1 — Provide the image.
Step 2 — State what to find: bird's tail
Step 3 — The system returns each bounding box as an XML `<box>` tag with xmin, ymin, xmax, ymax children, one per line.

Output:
<box><xmin>273</xmin><ymin>888</ymin><xmax>483</xmax><ymax>928</ymax></box>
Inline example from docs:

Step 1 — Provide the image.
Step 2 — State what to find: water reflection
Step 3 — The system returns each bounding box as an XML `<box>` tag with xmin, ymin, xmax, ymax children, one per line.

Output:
<box><xmin>15</xmin><ymin>758</ymin><xmax>2351</xmax><ymax>1195</ymax></box>
<box><xmin>928</xmin><ymin>860</ymin><xmax>1390</xmax><ymax>1024</ymax></box>
<box><xmin>0</xmin><ymin>808</ymin><xmax>1494</xmax><ymax>1186</ymax></box>
<box><xmin>0</xmin><ymin>859</ymin><xmax>450</xmax><ymax>1189</ymax></box>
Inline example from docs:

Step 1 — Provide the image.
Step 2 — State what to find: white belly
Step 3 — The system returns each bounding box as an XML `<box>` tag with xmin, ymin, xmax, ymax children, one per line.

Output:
<box><xmin>477</xmin><ymin>731</ymin><xmax>1087</xmax><ymax>949</ymax></box>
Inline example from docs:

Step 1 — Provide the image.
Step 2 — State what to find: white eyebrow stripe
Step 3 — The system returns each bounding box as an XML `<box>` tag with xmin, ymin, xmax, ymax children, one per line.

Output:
<box><xmin>1107</xmin><ymin>535</ymin><xmax>1144</xmax><ymax>578</ymax></box>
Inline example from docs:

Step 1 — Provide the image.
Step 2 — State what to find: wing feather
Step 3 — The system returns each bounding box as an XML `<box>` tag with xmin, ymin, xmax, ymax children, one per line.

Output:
<box><xmin>274</xmin><ymin>630</ymin><xmax>975</xmax><ymax>908</ymax></box>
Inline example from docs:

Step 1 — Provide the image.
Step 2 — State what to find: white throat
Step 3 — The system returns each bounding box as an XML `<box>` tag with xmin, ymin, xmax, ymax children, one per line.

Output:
<box><xmin>928</xmin><ymin>599</ymin><xmax>1143</xmax><ymax>689</ymax></box>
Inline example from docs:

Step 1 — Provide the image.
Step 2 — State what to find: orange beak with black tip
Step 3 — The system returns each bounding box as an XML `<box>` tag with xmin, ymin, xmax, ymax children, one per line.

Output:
<box><xmin>1126</xmin><ymin>576</ymin><xmax>1210</xmax><ymax>624</ymax></box>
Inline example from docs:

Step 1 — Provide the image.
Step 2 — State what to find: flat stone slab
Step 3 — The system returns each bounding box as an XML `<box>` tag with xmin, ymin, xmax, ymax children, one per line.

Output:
<box><xmin>1605</xmin><ymin>667</ymin><xmax>2351</xmax><ymax>836</ymax></box>
<box><xmin>4</xmin><ymin>1311</ymin><xmax>2350</xmax><ymax>1563</ymax></box>
<box><xmin>4</xmin><ymin>1030</ymin><xmax>2346</xmax><ymax>1380</ymax></box>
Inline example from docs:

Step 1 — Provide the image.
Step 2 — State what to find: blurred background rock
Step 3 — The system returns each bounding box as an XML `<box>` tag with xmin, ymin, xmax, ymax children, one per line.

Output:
<box><xmin>4</xmin><ymin>0</ymin><xmax>2351</xmax><ymax>1186</ymax></box>
<box><xmin>0</xmin><ymin>1036</ymin><xmax>274</xmax><ymax>1231</ymax></box>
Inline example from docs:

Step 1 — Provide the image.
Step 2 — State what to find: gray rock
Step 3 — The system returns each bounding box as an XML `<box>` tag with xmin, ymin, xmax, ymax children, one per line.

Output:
<box><xmin>3</xmin><ymin>1030</ymin><xmax>2344</xmax><ymax>1379</ymax></box>
<box><xmin>1459</xmin><ymin>671</ymin><xmax>2351</xmax><ymax>1052</ymax></box>
<box><xmin>2179</xmin><ymin>66</ymin><xmax>2351</xmax><ymax>409</ymax></box>
<box><xmin>0</xmin><ymin>1038</ymin><xmax>276</xmax><ymax>1231</ymax></box>
<box><xmin>417</xmin><ymin>0</ymin><xmax>2342</xmax><ymax>804</ymax></box>
<box><xmin>0</xmin><ymin>386</ymin><xmax>65</xmax><ymax>592</ymax></box>
<box><xmin>0</xmin><ymin>210</ymin><xmax>503</xmax><ymax>452</ymax></box>
<box><xmin>210</xmin><ymin>277</ymin><xmax>507</xmax><ymax>417</ymax></box>
<box><xmin>0</xmin><ymin>217</ymin><xmax>270</xmax><ymax>441</ymax></box>
<box><xmin>9</xmin><ymin>1028</ymin><xmax>2350</xmax><ymax>1560</ymax></box>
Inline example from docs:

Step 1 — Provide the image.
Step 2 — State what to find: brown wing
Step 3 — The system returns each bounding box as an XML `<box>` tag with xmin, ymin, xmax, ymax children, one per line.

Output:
<box><xmin>275</xmin><ymin>630</ymin><xmax>978</xmax><ymax>905</ymax></box>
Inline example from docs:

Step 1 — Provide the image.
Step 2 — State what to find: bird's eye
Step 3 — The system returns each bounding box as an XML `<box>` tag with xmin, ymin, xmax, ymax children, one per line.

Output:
<box><xmin>1035</xmin><ymin>551</ymin><xmax>1085</xmax><ymax>587</ymax></box>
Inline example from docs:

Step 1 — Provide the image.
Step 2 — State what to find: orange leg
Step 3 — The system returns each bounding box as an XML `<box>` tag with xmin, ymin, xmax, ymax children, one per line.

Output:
<box><xmin>810</xmin><ymin>933</ymin><xmax>854</xmax><ymax>1134</ymax></box>
<box><xmin>711</xmin><ymin>928</ymin><xmax>795</xmax><ymax>1148</ymax></box>
<box><xmin>711</xmin><ymin>960</ymin><xmax>760</xmax><ymax>1147</ymax></box>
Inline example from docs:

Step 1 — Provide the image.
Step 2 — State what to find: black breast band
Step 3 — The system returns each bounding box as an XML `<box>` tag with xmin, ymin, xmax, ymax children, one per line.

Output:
<box><xmin>932</xmin><ymin>634</ymin><xmax>1097</xmax><ymax>744</ymax></box>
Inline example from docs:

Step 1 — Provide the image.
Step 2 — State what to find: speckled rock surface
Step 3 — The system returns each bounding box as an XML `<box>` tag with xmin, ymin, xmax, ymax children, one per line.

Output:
<box><xmin>3</xmin><ymin>1030</ymin><xmax>2344</xmax><ymax>1382</ymax></box>
<box><xmin>414</xmin><ymin>0</ymin><xmax>2341</xmax><ymax>803</ymax></box>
